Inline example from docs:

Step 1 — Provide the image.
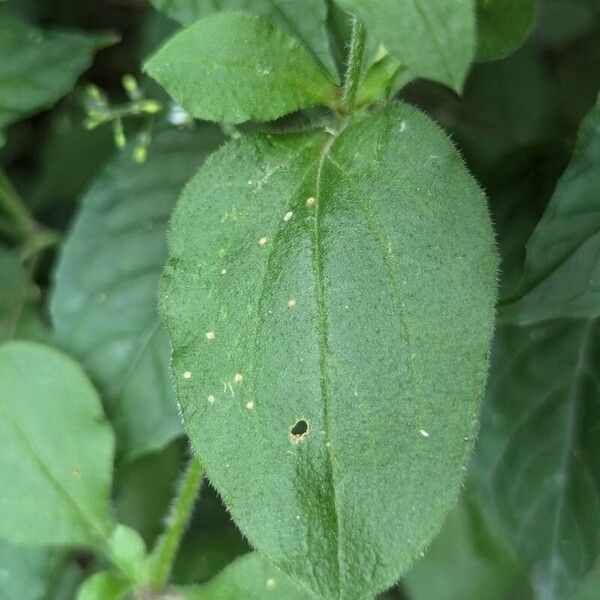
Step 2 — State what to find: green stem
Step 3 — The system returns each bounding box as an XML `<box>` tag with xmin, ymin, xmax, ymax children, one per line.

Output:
<box><xmin>0</xmin><ymin>168</ymin><xmax>38</xmax><ymax>236</ymax></box>
<box><xmin>149</xmin><ymin>457</ymin><xmax>203</xmax><ymax>590</ymax></box>
<box><xmin>341</xmin><ymin>16</ymin><xmax>367</xmax><ymax>113</ymax></box>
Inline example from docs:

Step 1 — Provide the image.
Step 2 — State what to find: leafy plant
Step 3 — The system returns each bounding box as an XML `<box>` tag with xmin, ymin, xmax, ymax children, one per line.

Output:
<box><xmin>0</xmin><ymin>0</ymin><xmax>599</xmax><ymax>599</ymax></box>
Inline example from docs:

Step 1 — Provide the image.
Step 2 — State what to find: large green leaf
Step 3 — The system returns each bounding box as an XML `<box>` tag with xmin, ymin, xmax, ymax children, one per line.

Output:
<box><xmin>476</xmin><ymin>0</ymin><xmax>537</xmax><ymax>61</ymax></box>
<box><xmin>51</xmin><ymin>127</ymin><xmax>222</xmax><ymax>461</ymax></box>
<box><xmin>150</xmin><ymin>0</ymin><xmax>338</xmax><ymax>80</ymax></box>
<box><xmin>144</xmin><ymin>13</ymin><xmax>338</xmax><ymax>124</ymax></box>
<box><xmin>501</xmin><ymin>99</ymin><xmax>600</xmax><ymax>324</ymax></box>
<box><xmin>179</xmin><ymin>553</ymin><xmax>311</xmax><ymax>599</ymax></box>
<box><xmin>0</xmin><ymin>11</ymin><xmax>111</xmax><ymax>129</ymax></box>
<box><xmin>0</xmin><ymin>341</ymin><xmax>115</xmax><ymax>548</ymax></box>
<box><xmin>160</xmin><ymin>103</ymin><xmax>497</xmax><ymax>598</ymax></box>
<box><xmin>475</xmin><ymin>321</ymin><xmax>600</xmax><ymax>599</ymax></box>
<box><xmin>333</xmin><ymin>0</ymin><xmax>475</xmax><ymax>91</ymax></box>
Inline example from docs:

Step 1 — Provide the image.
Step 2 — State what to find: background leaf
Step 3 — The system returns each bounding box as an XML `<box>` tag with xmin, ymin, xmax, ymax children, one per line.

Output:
<box><xmin>179</xmin><ymin>553</ymin><xmax>311</xmax><ymax>599</ymax></box>
<box><xmin>473</xmin><ymin>321</ymin><xmax>600</xmax><ymax>599</ymax></box>
<box><xmin>501</xmin><ymin>98</ymin><xmax>600</xmax><ymax>324</ymax></box>
<box><xmin>51</xmin><ymin>126</ymin><xmax>223</xmax><ymax>461</ymax></box>
<box><xmin>0</xmin><ymin>541</ymin><xmax>81</xmax><ymax>600</ymax></box>
<box><xmin>160</xmin><ymin>104</ymin><xmax>497</xmax><ymax>598</ymax></box>
<box><xmin>403</xmin><ymin>492</ymin><xmax>527</xmax><ymax>600</ymax></box>
<box><xmin>476</xmin><ymin>0</ymin><xmax>537</xmax><ymax>61</ymax></box>
<box><xmin>0</xmin><ymin>11</ymin><xmax>112</xmax><ymax>130</ymax></box>
<box><xmin>0</xmin><ymin>341</ymin><xmax>115</xmax><ymax>548</ymax></box>
<box><xmin>144</xmin><ymin>13</ymin><xmax>338</xmax><ymax>124</ymax></box>
<box><xmin>150</xmin><ymin>0</ymin><xmax>338</xmax><ymax>80</ymax></box>
<box><xmin>333</xmin><ymin>0</ymin><xmax>475</xmax><ymax>91</ymax></box>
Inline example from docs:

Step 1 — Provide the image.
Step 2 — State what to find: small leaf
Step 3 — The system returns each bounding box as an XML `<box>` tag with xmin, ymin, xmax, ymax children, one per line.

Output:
<box><xmin>51</xmin><ymin>127</ymin><xmax>223</xmax><ymax>461</ymax></box>
<box><xmin>476</xmin><ymin>0</ymin><xmax>537</xmax><ymax>61</ymax></box>
<box><xmin>144</xmin><ymin>12</ymin><xmax>338</xmax><ymax>124</ymax></box>
<box><xmin>160</xmin><ymin>104</ymin><xmax>497</xmax><ymax>598</ymax></box>
<box><xmin>501</xmin><ymin>98</ymin><xmax>600</xmax><ymax>324</ymax></box>
<box><xmin>0</xmin><ymin>341</ymin><xmax>115</xmax><ymax>548</ymax></box>
<box><xmin>0</xmin><ymin>11</ymin><xmax>114</xmax><ymax>129</ymax></box>
<box><xmin>76</xmin><ymin>571</ymin><xmax>131</xmax><ymax>600</ymax></box>
<box><xmin>150</xmin><ymin>0</ymin><xmax>338</xmax><ymax>80</ymax></box>
<box><xmin>178</xmin><ymin>553</ymin><xmax>311</xmax><ymax>599</ymax></box>
<box><xmin>333</xmin><ymin>0</ymin><xmax>476</xmax><ymax>91</ymax></box>
<box><xmin>107</xmin><ymin>525</ymin><xmax>148</xmax><ymax>584</ymax></box>
<box><xmin>474</xmin><ymin>321</ymin><xmax>600</xmax><ymax>599</ymax></box>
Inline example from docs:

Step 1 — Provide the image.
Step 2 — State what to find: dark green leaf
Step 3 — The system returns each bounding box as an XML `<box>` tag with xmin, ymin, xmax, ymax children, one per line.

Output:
<box><xmin>474</xmin><ymin>321</ymin><xmax>600</xmax><ymax>599</ymax></box>
<box><xmin>333</xmin><ymin>0</ymin><xmax>475</xmax><ymax>91</ymax></box>
<box><xmin>114</xmin><ymin>440</ymin><xmax>186</xmax><ymax>544</ymax></box>
<box><xmin>476</xmin><ymin>0</ymin><xmax>537</xmax><ymax>61</ymax></box>
<box><xmin>501</xmin><ymin>99</ymin><xmax>600</xmax><ymax>324</ymax></box>
<box><xmin>160</xmin><ymin>104</ymin><xmax>497</xmax><ymax>598</ymax></box>
<box><xmin>0</xmin><ymin>12</ymin><xmax>113</xmax><ymax>129</ymax></box>
<box><xmin>0</xmin><ymin>341</ymin><xmax>115</xmax><ymax>548</ymax></box>
<box><xmin>51</xmin><ymin>127</ymin><xmax>223</xmax><ymax>461</ymax></box>
<box><xmin>144</xmin><ymin>13</ymin><xmax>339</xmax><ymax>124</ymax></box>
<box><xmin>150</xmin><ymin>0</ymin><xmax>338</xmax><ymax>80</ymax></box>
<box><xmin>179</xmin><ymin>553</ymin><xmax>311</xmax><ymax>599</ymax></box>
<box><xmin>0</xmin><ymin>245</ymin><xmax>30</xmax><ymax>340</ymax></box>
<box><xmin>404</xmin><ymin>493</ymin><xmax>525</xmax><ymax>600</ymax></box>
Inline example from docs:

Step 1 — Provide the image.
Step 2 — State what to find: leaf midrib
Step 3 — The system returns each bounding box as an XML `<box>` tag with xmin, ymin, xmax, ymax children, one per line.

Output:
<box><xmin>313</xmin><ymin>133</ymin><xmax>344</xmax><ymax>596</ymax></box>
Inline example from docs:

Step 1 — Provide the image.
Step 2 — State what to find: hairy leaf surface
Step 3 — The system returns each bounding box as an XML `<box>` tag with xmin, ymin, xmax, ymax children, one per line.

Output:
<box><xmin>475</xmin><ymin>322</ymin><xmax>600</xmax><ymax>599</ymax></box>
<box><xmin>144</xmin><ymin>13</ymin><xmax>338</xmax><ymax>124</ymax></box>
<box><xmin>501</xmin><ymin>99</ymin><xmax>600</xmax><ymax>324</ymax></box>
<box><xmin>0</xmin><ymin>342</ymin><xmax>115</xmax><ymax>548</ymax></box>
<box><xmin>476</xmin><ymin>0</ymin><xmax>536</xmax><ymax>61</ymax></box>
<box><xmin>51</xmin><ymin>128</ymin><xmax>222</xmax><ymax>461</ymax></box>
<box><xmin>160</xmin><ymin>104</ymin><xmax>497</xmax><ymax>598</ymax></box>
<box><xmin>150</xmin><ymin>0</ymin><xmax>337</xmax><ymax>79</ymax></box>
<box><xmin>180</xmin><ymin>553</ymin><xmax>310</xmax><ymax>599</ymax></box>
<box><xmin>0</xmin><ymin>12</ymin><xmax>111</xmax><ymax>129</ymax></box>
<box><xmin>333</xmin><ymin>0</ymin><xmax>475</xmax><ymax>91</ymax></box>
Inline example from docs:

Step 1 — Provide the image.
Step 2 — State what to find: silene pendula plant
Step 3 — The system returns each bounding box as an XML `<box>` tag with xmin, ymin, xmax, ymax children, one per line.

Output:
<box><xmin>0</xmin><ymin>1</ymin><xmax>599</xmax><ymax>600</ymax></box>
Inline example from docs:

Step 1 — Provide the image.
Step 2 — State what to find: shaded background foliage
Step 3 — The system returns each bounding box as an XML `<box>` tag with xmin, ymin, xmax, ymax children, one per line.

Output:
<box><xmin>1</xmin><ymin>0</ymin><xmax>599</xmax><ymax>598</ymax></box>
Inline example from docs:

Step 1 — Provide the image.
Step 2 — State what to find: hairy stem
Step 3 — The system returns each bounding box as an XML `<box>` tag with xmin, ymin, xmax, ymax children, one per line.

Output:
<box><xmin>341</xmin><ymin>16</ymin><xmax>367</xmax><ymax>113</ymax></box>
<box><xmin>148</xmin><ymin>457</ymin><xmax>203</xmax><ymax>590</ymax></box>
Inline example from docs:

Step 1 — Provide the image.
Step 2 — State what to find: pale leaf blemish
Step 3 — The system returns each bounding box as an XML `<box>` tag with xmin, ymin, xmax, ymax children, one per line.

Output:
<box><xmin>283</xmin><ymin>210</ymin><xmax>294</xmax><ymax>222</ymax></box>
<box><xmin>183</xmin><ymin>371</ymin><xmax>192</xmax><ymax>380</ymax></box>
<box><xmin>205</xmin><ymin>331</ymin><xmax>215</xmax><ymax>340</ymax></box>
<box><xmin>419</xmin><ymin>429</ymin><xmax>430</xmax><ymax>438</ymax></box>
<box><xmin>234</xmin><ymin>372</ymin><xmax>243</xmax><ymax>383</ymax></box>
<box><xmin>207</xmin><ymin>395</ymin><xmax>216</xmax><ymax>404</ymax></box>
<box><xmin>96</xmin><ymin>292</ymin><xmax>107</xmax><ymax>302</ymax></box>
<box><xmin>266</xmin><ymin>578</ymin><xmax>277</xmax><ymax>590</ymax></box>
<box><xmin>258</xmin><ymin>236</ymin><xmax>268</xmax><ymax>247</ymax></box>
<box><xmin>306</xmin><ymin>196</ymin><xmax>316</xmax><ymax>206</ymax></box>
<box><xmin>400</xmin><ymin>120</ymin><xmax>408</xmax><ymax>132</ymax></box>
<box><xmin>220</xmin><ymin>268</ymin><xmax>227</xmax><ymax>275</ymax></box>
<box><xmin>246</xmin><ymin>400</ymin><xmax>255</xmax><ymax>410</ymax></box>
<box><xmin>287</xmin><ymin>298</ymin><xmax>297</xmax><ymax>309</ymax></box>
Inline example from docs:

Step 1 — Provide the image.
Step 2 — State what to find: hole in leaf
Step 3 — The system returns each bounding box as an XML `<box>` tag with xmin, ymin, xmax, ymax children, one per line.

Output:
<box><xmin>291</xmin><ymin>419</ymin><xmax>309</xmax><ymax>442</ymax></box>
